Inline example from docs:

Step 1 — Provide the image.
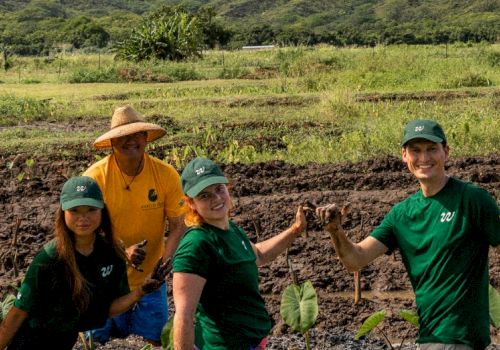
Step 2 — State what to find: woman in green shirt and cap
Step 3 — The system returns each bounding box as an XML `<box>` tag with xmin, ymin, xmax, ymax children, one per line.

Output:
<box><xmin>173</xmin><ymin>157</ymin><xmax>308</xmax><ymax>350</ymax></box>
<box><xmin>0</xmin><ymin>176</ymin><xmax>169</xmax><ymax>350</ymax></box>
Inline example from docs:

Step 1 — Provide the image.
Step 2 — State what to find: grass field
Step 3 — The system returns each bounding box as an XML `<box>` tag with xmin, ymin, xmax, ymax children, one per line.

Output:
<box><xmin>1</xmin><ymin>43</ymin><xmax>499</xmax><ymax>165</ymax></box>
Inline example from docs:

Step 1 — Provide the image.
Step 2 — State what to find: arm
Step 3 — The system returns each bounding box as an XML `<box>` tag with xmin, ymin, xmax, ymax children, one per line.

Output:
<box><xmin>252</xmin><ymin>206</ymin><xmax>306</xmax><ymax>267</ymax></box>
<box><xmin>173</xmin><ymin>272</ymin><xmax>206</xmax><ymax>350</ymax></box>
<box><xmin>0</xmin><ymin>306</ymin><xmax>28</xmax><ymax>349</ymax></box>
<box><xmin>164</xmin><ymin>216</ymin><xmax>186</xmax><ymax>261</ymax></box>
<box><xmin>330</xmin><ymin>233</ymin><xmax>388</xmax><ymax>272</ymax></box>
<box><xmin>108</xmin><ymin>289</ymin><xmax>143</xmax><ymax>318</ymax></box>
<box><xmin>317</xmin><ymin>204</ymin><xmax>388</xmax><ymax>272</ymax></box>
<box><xmin>109</xmin><ymin>258</ymin><xmax>172</xmax><ymax>317</ymax></box>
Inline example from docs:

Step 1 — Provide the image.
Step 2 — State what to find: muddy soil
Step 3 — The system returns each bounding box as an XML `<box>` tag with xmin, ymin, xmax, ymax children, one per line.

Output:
<box><xmin>1</xmin><ymin>150</ymin><xmax>499</xmax><ymax>349</ymax></box>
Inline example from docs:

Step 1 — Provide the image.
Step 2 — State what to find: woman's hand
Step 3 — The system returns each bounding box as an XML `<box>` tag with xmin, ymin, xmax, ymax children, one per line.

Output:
<box><xmin>290</xmin><ymin>205</ymin><xmax>307</xmax><ymax>235</ymax></box>
<box><xmin>140</xmin><ymin>258</ymin><xmax>172</xmax><ymax>295</ymax></box>
<box><xmin>252</xmin><ymin>205</ymin><xmax>308</xmax><ymax>266</ymax></box>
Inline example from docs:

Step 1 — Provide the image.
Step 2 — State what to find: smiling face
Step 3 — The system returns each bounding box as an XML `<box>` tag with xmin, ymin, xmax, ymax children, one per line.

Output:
<box><xmin>111</xmin><ymin>131</ymin><xmax>147</xmax><ymax>162</ymax></box>
<box><xmin>190</xmin><ymin>183</ymin><xmax>231</xmax><ymax>229</ymax></box>
<box><xmin>402</xmin><ymin>139</ymin><xmax>449</xmax><ymax>185</ymax></box>
<box><xmin>64</xmin><ymin>205</ymin><xmax>102</xmax><ymax>238</ymax></box>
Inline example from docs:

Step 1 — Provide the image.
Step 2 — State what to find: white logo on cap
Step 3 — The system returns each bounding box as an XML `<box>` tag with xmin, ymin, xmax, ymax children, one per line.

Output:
<box><xmin>76</xmin><ymin>185</ymin><xmax>87</xmax><ymax>192</ymax></box>
<box><xmin>415</xmin><ymin>126</ymin><xmax>424</xmax><ymax>132</ymax></box>
<box><xmin>195</xmin><ymin>167</ymin><xmax>205</xmax><ymax>175</ymax></box>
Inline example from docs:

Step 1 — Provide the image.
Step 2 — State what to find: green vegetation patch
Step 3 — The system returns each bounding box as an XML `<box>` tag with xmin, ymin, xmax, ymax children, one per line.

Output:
<box><xmin>1</xmin><ymin>45</ymin><xmax>499</xmax><ymax>163</ymax></box>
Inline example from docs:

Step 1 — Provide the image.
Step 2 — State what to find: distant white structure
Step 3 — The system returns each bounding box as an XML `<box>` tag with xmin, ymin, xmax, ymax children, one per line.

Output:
<box><xmin>242</xmin><ymin>45</ymin><xmax>275</xmax><ymax>50</ymax></box>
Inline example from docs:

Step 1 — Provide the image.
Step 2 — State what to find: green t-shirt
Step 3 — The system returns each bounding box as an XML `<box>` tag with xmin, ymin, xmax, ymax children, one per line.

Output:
<box><xmin>371</xmin><ymin>177</ymin><xmax>500</xmax><ymax>349</ymax></box>
<box><xmin>173</xmin><ymin>221</ymin><xmax>272</xmax><ymax>349</ymax></box>
<box><xmin>15</xmin><ymin>234</ymin><xmax>130</xmax><ymax>334</ymax></box>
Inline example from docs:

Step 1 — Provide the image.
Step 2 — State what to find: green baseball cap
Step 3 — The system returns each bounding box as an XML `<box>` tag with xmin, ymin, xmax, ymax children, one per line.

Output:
<box><xmin>60</xmin><ymin>176</ymin><xmax>104</xmax><ymax>211</ymax></box>
<box><xmin>401</xmin><ymin>119</ymin><xmax>446</xmax><ymax>147</ymax></box>
<box><xmin>181</xmin><ymin>157</ymin><xmax>228</xmax><ymax>198</ymax></box>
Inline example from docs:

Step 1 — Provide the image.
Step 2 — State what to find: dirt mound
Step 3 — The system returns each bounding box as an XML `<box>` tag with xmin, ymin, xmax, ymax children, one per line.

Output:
<box><xmin>1</xmin><ymin>151</ymin><xmax>499</xmax><ymax>348</ymax></box>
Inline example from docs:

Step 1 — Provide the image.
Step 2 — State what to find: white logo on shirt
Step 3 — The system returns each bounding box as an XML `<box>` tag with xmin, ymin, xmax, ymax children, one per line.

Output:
<box><xmin>101</xmin><ymin>264</ymin><xmax>113</xmax><ymax>277</ymax></box>
<box><xmin>242</xmin><ymin>240</ymin><xmax>248</xmax><ymax>251</ymax></box>
<box><xmin>195</xmin><ymin>167</ymin><xmax>205</xmax><ymax>175</ymax></box>
<box><xmin>440</xmin><ymin>211</ymin><xmax>455</xmax><ymax>222</ymax></box>
<box><xmin>16</xmin><ymin>291</ymin><xmax>21</xmax><ymax>300</ymax></box>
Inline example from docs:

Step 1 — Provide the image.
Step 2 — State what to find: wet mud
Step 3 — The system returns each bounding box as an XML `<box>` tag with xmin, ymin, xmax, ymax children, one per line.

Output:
<box><xmin>1</xmin><ymin>150</ymin><xmax>499</xmax><ymax>349</ymax></box>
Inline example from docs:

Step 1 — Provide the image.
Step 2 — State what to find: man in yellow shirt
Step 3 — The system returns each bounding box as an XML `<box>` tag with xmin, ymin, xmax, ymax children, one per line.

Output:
<box><xmin>84</xmin><ymin>105</ymin><xmax>186</xmax><ymax>346</ymax></box>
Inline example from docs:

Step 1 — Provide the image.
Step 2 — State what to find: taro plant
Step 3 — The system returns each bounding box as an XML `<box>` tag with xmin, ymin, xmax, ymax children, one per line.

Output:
<box><xmin>489</xmin><ymin>284</ymin><xmax>500</xmax><ymax>327</ymax></box>
<box><xmin>357</xmin><ymin>285</ymin><xmax>500</xmax><ymax>349</ymax></box>
<box><xmin>0</xmin><ymin>294</ymin><xmax>16</xmax><ymax>321</ymax></box>
<box><xmin>280</xmin><ymin>280</ymin><xmax>318</xmax><ymax>350</ymax></box>
<box><xmin>160</xmin><ymin>316</ymin><xmax>174</xmax><ymax>349</ymax></box>
<box><xmin>355</xmin><ymin>309</ymin><xmax>419</xmax><ymax>349</ymax></box>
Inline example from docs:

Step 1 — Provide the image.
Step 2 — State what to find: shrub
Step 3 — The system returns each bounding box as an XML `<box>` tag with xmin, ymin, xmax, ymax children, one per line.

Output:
<box><xmin>442</xmin><ymin>72</ymin><xmax>493</xmax><ymax>88</ymax></box>
<box><xmin>0</xmin><ymin>96</ymin><xmax>52</xmax><ymax>125</ymax></box>
<box><xmin>485</xmin><ymin>50</ymin><xmax>500</xmax><ymax>67</ymax></box>
<box><xmin>114</xmin><ymin>6</ymin><xmax>203</xmax><ymax>62</ymax></box>
<box><xmin>68</xmin><ymin>66</ymin><xmax>118</xmax><ymax>83</ymax></box>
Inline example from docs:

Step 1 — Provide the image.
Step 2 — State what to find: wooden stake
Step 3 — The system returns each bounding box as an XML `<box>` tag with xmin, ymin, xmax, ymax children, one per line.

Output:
<box><xmin>11</xmin><ymin>218</ymin><xmax>21</xmax><ymax>278</ymax></box>
<box><xmin>354</xmin><ymin>271</ymin><xmax>361</xmax><ymax>304</ymax></box>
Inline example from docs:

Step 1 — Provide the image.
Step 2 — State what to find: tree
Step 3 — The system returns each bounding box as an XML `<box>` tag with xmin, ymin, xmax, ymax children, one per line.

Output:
<box><xmin>197</xmin><ymin>7</ymin><xmax>232</xmax><ymax>49</ymax></box>
<box><xmin>61</xmin><ymin>16</ymin><xmax>110</xmax><ymax>49</ymax></box>
<box><xmin>114</xmin><ymin>6</ymin><xmax>203</xmax><ymax>61</ymax></box>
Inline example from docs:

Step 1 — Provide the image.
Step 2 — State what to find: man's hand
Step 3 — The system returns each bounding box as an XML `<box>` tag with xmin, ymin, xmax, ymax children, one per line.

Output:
<box><xmin>314</xmin><ymin>203</ymin><xmax>350</xmax><ymax>233</ymax></box>
<box><xmin>140</xmin><ymin>258</ymin><xmax>172</xmax><ymax>295</ymax></box>
<box><xmin>126</xmin><ymin>239</ymin><xmax>148</xmax><ymax>272</ymax></box>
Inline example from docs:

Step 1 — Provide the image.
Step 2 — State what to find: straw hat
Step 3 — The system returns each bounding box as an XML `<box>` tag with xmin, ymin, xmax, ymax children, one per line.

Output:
<box><xmin>93</xmin><ymin>106</ymin><xmax>166</xmax><ymax>149</ymax></box>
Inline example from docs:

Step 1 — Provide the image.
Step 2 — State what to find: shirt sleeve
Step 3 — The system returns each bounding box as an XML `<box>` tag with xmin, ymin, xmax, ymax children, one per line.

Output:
<box><xmin>14</xmin><ymin>251</ymin><xmax>48</xmax><ymax>312</ymax></box>
<box><xmin>172</xmin><ymin>228</ymin><xmax>217</xmax><ymax>279</ymax></box>
<box><xmin>471</xmin><ymin>187</ymin><xmax>500</xmax><ymax>247</ymax></box>
<box><xmin>370</xmin><ymin>208</ymin><xmax>397</xmax><ymax>253</ymax></box>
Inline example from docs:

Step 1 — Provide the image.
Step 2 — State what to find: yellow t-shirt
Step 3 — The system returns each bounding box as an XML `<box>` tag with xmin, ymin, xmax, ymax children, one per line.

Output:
<box><xmin>84</xmin><ymin>153</ymin><xmax>185</xmax><ymax>290</ymax></box>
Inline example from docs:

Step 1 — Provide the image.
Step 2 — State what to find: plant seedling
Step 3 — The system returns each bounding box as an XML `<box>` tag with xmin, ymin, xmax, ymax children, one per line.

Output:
<box><xmin>160</xmin><ymin>316</ymin><xmax>175</xmax><ymax>349</ymax></box>
<box><xmin>355</xmin><ymin>309</ymin><xmax>419</xmax><ymax>349</ymax></box>
<box><xmin>280</xmin><ymin>280</ymin><xmax>318</xmax><ymax>350</ymax></box>
<box><xmin>489</xmin><ymin>284</ymin><xmax>500</xmax><ymax>327</ymax></box>
<box><xmin>0</xmin><ymin>294</ymin><xmax>16</xmax><ymax>321</ymax></box>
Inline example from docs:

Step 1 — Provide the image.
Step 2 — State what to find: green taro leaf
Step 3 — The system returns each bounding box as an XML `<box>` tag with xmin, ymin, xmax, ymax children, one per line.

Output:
<box><xmin>160</xmin><ymin>316</ymin><xmax>174</xmax><ymax>349</ymax></box>
<box><xmin>280</xmin><ymin>280</ymin><xmax>318</xmax><ymax>334</ymax></box>
<box><xmin>399</xmin><ymin>309</ymin><xmax>419</xmax><ymax>327</ymax></box>
<box><xmin>355</xmin><ymin>310</ymin><xmax>386</xmax><ymax>340</ymax></box>
<box><xmin>1</xmin><ymin>294</ymin><xmax>16</xmax><ymax>321</ymax></box>
<box><xmin>489</xmin><ymin>284</ymin><xmax>500</xmax><ymax>328</ymax></box>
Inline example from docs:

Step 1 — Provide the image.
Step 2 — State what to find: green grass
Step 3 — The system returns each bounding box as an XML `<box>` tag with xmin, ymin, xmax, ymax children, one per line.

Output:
<box><xmin>1</xmin><ymin>44</ymin><xmax>499</xmax><ymax>163</ymax></box>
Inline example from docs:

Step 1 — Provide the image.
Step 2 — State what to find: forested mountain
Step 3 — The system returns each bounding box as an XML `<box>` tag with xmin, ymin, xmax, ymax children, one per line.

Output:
<box><xmin>0</xmin><ymin>0</ymin><xmax>499</xmax><ymax>55</ymax></box>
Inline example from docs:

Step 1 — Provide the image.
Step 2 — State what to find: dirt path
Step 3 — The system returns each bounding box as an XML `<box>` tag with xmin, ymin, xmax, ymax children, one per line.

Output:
<box><xmin>1</xmin><ymin>151</ymin><xmax>499</xmax><ymax>348</ymax></box>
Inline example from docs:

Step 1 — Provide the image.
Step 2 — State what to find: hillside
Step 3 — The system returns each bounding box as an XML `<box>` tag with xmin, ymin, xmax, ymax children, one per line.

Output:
<box><xmin>0</xmin><ymin>0</ymin><xmax>499</xmax><ymax>54</ymax></box>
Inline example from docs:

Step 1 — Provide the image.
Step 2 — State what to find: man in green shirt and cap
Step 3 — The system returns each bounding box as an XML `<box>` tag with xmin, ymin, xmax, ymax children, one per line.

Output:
<box><xmin>316</xmin><ymin>119</ymin><xmax>500</xmax><ymax>350</ymax></box>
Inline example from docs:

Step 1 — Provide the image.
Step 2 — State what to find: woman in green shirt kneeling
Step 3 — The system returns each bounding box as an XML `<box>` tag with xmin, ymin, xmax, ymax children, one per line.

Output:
<box><xmin>173</xmin><ymin>157</ymin><xmax>307</xmax><ymax>350</ymax></box>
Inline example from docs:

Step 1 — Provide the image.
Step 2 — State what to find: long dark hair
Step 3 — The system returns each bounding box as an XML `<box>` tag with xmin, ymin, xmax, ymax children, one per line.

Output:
<box><xmin>54</xmin><ymin>205</ymin><xmax>126</xmax><ymax>312</ymax></box>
